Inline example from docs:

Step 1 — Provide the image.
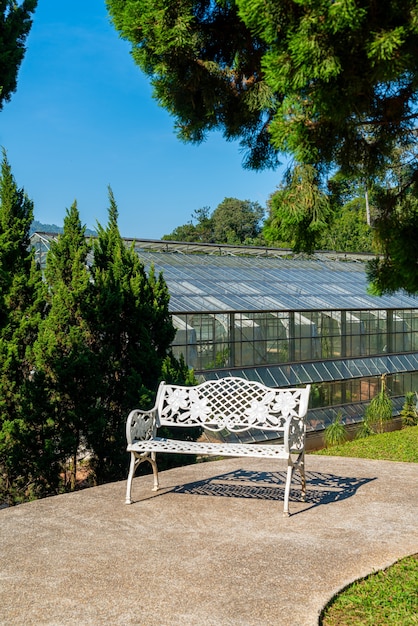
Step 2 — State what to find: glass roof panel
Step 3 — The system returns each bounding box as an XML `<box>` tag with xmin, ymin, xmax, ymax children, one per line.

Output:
<box><xmin>31</xmin><ymin>234</ymin><xmax>418</xmax><ymax>313</ymax></box>
<box><xmin>197</xmin><ymin>352</ymin><xmax>418</xmax><ymax>387</ymax></box>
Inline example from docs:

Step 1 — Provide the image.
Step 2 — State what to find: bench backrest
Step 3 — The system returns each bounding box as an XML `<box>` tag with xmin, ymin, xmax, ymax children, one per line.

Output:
<box><xmin>156</xmin><ymin>377</ymin><xmax>310</xmax><ymax>433</ymax></box>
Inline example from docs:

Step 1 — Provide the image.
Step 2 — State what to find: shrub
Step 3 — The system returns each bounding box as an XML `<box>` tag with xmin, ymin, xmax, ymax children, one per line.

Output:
<box><xmin>363</xmin><ymin>374</ymin><xmax>393</xmax><ymax>434</ymax></box>
<box><xmin>400</xmin><ymin>391</ymin><xmax>418</xmax><ymax>428</ymax></box>
<box><xmin>324</xmin><ymin>411</ymin><xmax>347</xmax><ymax>447</ymax></box>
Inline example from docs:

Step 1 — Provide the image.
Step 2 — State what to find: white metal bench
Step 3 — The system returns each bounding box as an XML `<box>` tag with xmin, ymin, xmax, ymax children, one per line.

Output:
<box><xmin>125</xmin><ymin>377</ymin><xmax>311</xmax><ymax>516</ymax></box>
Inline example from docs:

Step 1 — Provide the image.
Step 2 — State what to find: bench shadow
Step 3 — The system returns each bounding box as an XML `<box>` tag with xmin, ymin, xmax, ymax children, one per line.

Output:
<box><xmin>168</xmin><ymin>468</ymin><xmax>377</xmax><ymax>513</ymax></box>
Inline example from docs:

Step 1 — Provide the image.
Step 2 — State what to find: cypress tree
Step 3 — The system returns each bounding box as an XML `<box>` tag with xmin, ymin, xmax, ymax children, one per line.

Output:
<box><xmin>87</xmin><ymin>188</ymin><xmax>183</xmax><ymax>483</ymax></box>
<box><xmin>0</xmin><ymin>150</ymin><xmax>48</xmax><ymax>504</ymax></box>
<box><xmin>33</xmin><ymin>202</ymin><xmax>96</xmax><ymax>491</ymax></box>
<box><xmin>0</xmin><ymin>167</ymin><xmax>198</xmax><ymax>503</ymax></box>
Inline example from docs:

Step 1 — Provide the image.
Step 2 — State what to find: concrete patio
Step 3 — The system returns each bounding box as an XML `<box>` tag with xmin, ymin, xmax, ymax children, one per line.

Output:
<box><xmin>1</xmin><ymin>454</ymin><xmax>417</xmax><ymax>625</ymax></box>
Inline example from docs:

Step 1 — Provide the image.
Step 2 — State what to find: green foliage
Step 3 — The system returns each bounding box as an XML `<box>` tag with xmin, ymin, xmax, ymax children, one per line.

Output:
<box><xmin>167</xmin><ymin>184</ymin><xmax>376</xmax><ymax>253</ymax></box>
<box><xmin>106</xmin><ymin>0</ymin><xmax>278</xmax><ymax>170</ymax></box>
<box><xmin>165</xmin><ymin>206</ymin><xmax>215</xmax><ymax>243</ymax></box>
<box><xmin>363</xmin><ymin>375</ymin><xmax>394</xmax><ymax>434</ymax></box>
<box><xmin>262</xmin><ymin>165</ymin><xmax>377</xmax><ymax>254</ymax></box>
<box><xmin>321</xmin><ymin>553</ymin><xmax>418</xmax><ymax>626</ymax></box>
<box><xmin>238</xmin><ymin>0</ymin><xmax>418</xmax><ymax>179</ymax></box>
<box><xmin>264</xmin><ymin>164</ymin><xmax>331</xmax><ymax>253</ymax></box>
<box><xmin>160</xmin><ymin>353</ymin><xmax>196</xmax><ymax>387</ymax></box>
<box><xmin>366</xmin><ymin>190</ymin><xmax>418</xmax><ymax>295</ymax></box>
<box><xmin>212</xmin><ymin>197</ymin><xmax>264</xmax><ymax>244</ymax></box>
<box><xmin>107</xmin><ymin>0</ymin><xmax>418</xmax><ymax>291</ymax></box>
<box><xmin>204</xmin><ymin>347</ymin><xmax>230</xmax><ymax>370</ymax></box>
<box><xmin>107</xmin><ymin>0</ymin><xmax>418</xmax><ymax>176</ymax></box>
<box><xmin>0</xmin><ymin>157</ymin><xmax>195</xmax><ymax>503</ymax></box>
<box><xmin>86</xmin><ymin>188</ymin><xmax>187</xmax><ymax>484</ymax></box>
<box><xmin>315</xmin><ymin>425</ymin><xmax>418</xmax><ymax>463</ymax></box>
<box><xmin>163</xmin><ymin>197</ymin><xmax>265</xmax><ymax>245</ymax></box>
<box><xmin>0</xmin><ymin>1</ymin><xmax>38</xmax><ymax>109</ymax></box>
<box><xmin>355</xmin><ymin>419</ymin><xmax>375</xmax><ymax>440</ymax></box>
<box><xmin>163</xmin><ymin>221</ymin><xmax>205</xmax><ymax>244</ymax></box>
<box><xmin>400</xmin><ymin>392</ymin><xmax>418</xmax><ymax>428</ymax></box>
<box><xmin>324</xmin><ymin>412</ymin><xmax>347</xmax><ymax>448</ymax></box>
<box><xmin>33</xmin><ymin>202</ymin><xmax>96</xmax><ymax>491</ymax></box>
<box><xmin>0</xmin><ymin>150</ymin><xmax>53</xmax><ymax>504</ymax></box>
<box><xmin>319</xmin><ymin>196</ymin><xmax>375</xmax><ymax>253</ymax></box>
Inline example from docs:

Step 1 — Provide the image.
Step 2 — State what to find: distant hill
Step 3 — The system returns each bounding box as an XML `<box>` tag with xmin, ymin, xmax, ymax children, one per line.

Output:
<box><xmin>30</xmin><ymin>220</ymin><xmax>96</xmax><ymax>236</ymax></box>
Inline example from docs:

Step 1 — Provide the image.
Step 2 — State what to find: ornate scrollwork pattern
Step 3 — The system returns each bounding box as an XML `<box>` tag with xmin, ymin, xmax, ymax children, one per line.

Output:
<box><xmin>288</xmin><ymin>416</ymin><xmax>305</xmax><ymax>451</ymax></box>
<box><xmin>158</xmin><ymin>378</ymin><xmax>306</xmax><ymax>433</ymax></box>
<box><xmin>127</xmin><ymin>409</ymin><xmax>156</xmax><ymax>444</ymax></box>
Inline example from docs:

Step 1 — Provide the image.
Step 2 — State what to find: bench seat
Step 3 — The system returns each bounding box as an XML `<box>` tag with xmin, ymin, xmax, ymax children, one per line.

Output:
<box><xmin>128</xmin><ymin>438</ymin><xmax>289</xmax><ymax>458</ymax></box>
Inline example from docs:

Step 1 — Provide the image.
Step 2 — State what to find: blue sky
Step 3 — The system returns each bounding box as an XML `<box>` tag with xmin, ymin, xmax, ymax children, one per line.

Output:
<box><xmin>0</xmin><ymin>0</ymin><xmax>284</xmax><ymax>239</ymax></box>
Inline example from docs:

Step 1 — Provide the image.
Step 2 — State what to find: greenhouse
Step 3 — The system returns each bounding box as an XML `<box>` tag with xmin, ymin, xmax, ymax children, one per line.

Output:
<box><xmin>31</xmin><ymin>234</ymin><xmax>418</xmax><ymax>435</ymax></box>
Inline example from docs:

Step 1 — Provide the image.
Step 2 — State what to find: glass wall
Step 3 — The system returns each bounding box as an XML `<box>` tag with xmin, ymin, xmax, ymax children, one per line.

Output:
<box><xmin>172</xmin><ymin>309</ymin><xmax>418</xmax><ymax>371</ymax></box>
<box><xmin>308</xmin><ymin>372</ymin><xmax>418</xmax><ymax>416</ymax></box>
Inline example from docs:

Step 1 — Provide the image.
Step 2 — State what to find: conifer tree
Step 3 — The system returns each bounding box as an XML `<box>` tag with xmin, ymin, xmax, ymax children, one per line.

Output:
<box><xmin>0</xmin><ymin>150</ymin><xmax>48</xmax><ymax>504</ymax></box>
<box><xmin>1</xmin><ymin>179</ymin><xmax>197</xmax><ymax>501</ymax></box>
<box><xmin>33</xmin><ymin>202</ymin><xmax>97</xmax><ymax>491</ymax></box>
<box><xmin>0</xmin><ymin>1</ymin><xmax>38</xmax><ymax>109</ymax></box>
<box><xmin>87</xmin><ymin>188</ymin><xmax>183</xmax><ymax>483</ymax></box>
<box><xmin>87</xmin><ymin>189</ymin><xmax>196</xmax><ymax>482</ymax></box>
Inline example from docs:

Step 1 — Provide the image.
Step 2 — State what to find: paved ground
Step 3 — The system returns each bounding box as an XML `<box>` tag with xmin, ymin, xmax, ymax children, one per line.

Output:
<box><xmin>1</xmin><ymin>454</ymin><xmax>417</xmax><ymax>626</ymax></box>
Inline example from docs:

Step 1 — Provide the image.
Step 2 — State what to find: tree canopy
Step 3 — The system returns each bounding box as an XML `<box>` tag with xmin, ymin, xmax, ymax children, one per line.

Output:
<box><xmin>106</xmin><ymin>0</ymin><xmax>418</xmax><ymax>176</ymax></box>
<box><xmin>212</xmin><ymin>197</ymin><xmax>264</xmax><ymax>243</ymax></box>
<box><xmin>0</xmin><ymin>0</ymin><xmax>38</xmax><ymax>109</ymax></box>
<box><xmin>163</xmin><ymin>197</ymin><xmax>264</xmax><ymax>244</ymax></box>
<box><xmin>264</xmin><ymin>165</ymin><xmax>376</xmax><ymax>253</ymax></box>
<box><xmin>107</xmin><ymin>0</ymin><xmax>418</xmax><ymax>292</ymax></box>
<box><xmin>106</xmin><ymin>0</ymin><xmax>277</xmax><ymax>170</ymax></box>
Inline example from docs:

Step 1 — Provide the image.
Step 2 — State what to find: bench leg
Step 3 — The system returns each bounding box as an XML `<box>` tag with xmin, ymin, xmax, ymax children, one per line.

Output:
<box><xmin>299</xmin><ymin>452</ymin><xmax>306</xmax><ymax>502</ymax></box>
<box><xmin>125</xmin><ymin>452</ymin><xmax>160</xmax><ymax>503</ymax></box>
<box><xmin>125</xmin><ymin>452</ymin><xmax>138</xmax><ymax>504</ymax></box>
<box><xmin>283</xmin><ymin>461</ymin><xmax>293</xmax><ymax>517</ymax></box>
<box><xmin>150</xmin><ymin>451</ymin><xmax>160</xmax><ymax>492</ymax></box>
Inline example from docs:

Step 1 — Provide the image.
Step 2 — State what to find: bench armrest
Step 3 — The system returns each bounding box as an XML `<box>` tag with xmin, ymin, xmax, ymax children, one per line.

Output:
<box><xmin>126</xmin><ymin>408</ymin><xmax>158</xmax><ymax>445</ymax></box>
<box><xmin>284</xmin><ymin>414</ymin><xmax>306</xmax><ymax>454</ymax></box>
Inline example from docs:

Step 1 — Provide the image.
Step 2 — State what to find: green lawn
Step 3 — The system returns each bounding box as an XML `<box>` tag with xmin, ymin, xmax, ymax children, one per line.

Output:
<box><xmin>320</xmin><ymin>553</ymin><xmax>418</xmax><ymax>625</ymax></box>
<box><xmin>316</xmin><ymin>426</ymin><xmax>418</xmax><ymax>625</ymax></box>
<box><xmin>314</xmin><ymin>424</ymin><xmax>418</xmax><ymax>463</ymax></box>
